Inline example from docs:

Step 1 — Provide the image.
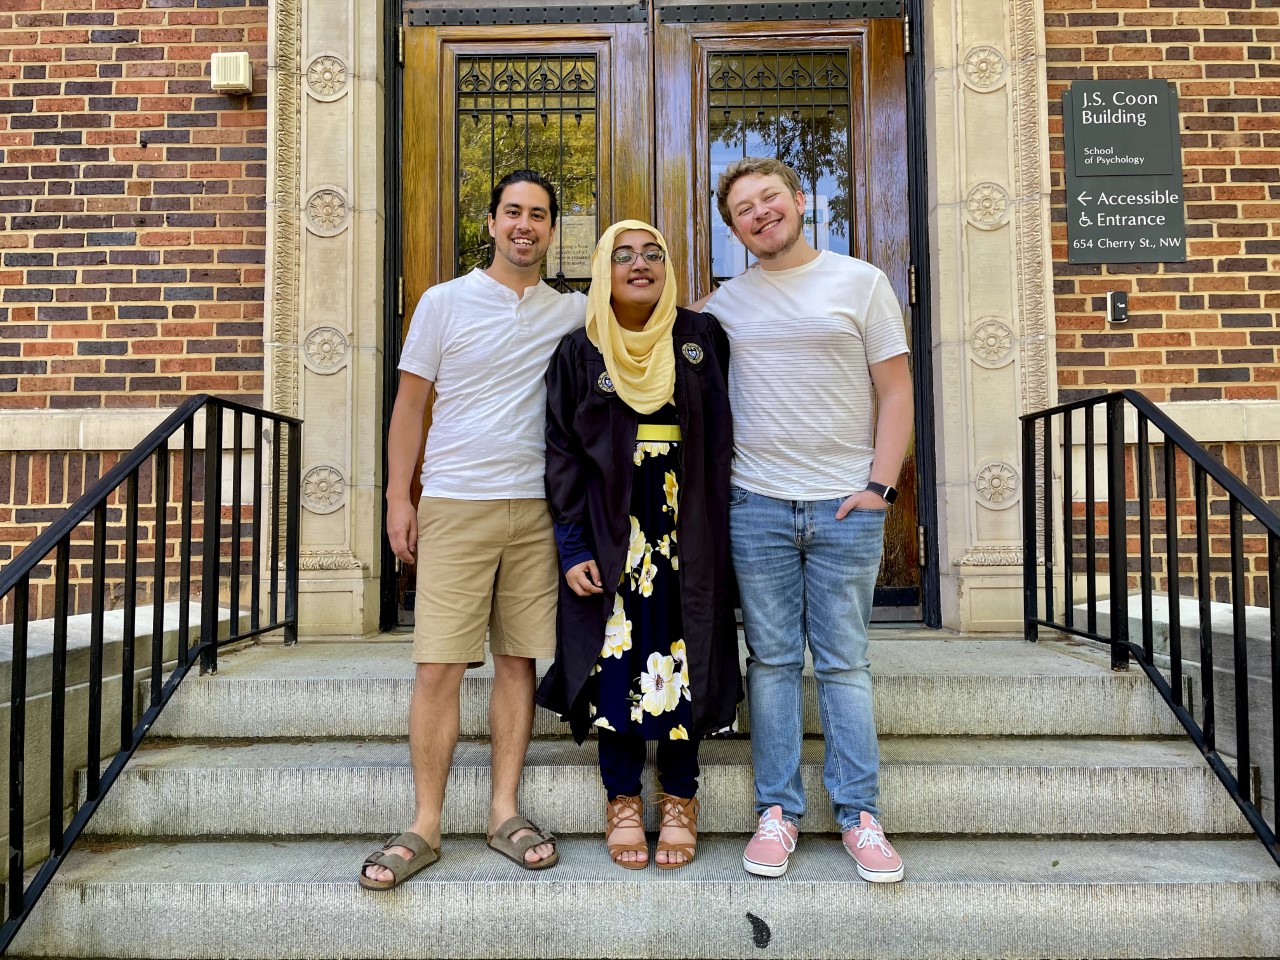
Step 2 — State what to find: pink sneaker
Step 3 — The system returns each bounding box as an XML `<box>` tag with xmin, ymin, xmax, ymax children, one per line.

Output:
<box><xmin>742</xmin><ymin>805</ymin><xmax>798</xmax><ymax>877</ymax></box>
<box><xmin>842</xmin><ymin>812</ymin><xmax>904</xmax><ymax>883</ymax></box>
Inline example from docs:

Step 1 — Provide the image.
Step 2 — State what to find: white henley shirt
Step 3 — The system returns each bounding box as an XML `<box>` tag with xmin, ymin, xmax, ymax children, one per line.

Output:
<box><xmin>398</xmin><ymin>268</ymin><xmax>586</xmax><ymax>499</ymax></box>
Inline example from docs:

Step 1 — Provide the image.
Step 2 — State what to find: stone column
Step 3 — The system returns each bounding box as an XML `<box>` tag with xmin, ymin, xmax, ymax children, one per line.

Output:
<box><xmin>925</xmin><ymin>0</ymin><xmax>1057</xmax><ymax>631</ymax></box>
<box><xmin>267</xmin><ymin>0</ymin><xmax>385</xmax><ymax>635</ymax></box>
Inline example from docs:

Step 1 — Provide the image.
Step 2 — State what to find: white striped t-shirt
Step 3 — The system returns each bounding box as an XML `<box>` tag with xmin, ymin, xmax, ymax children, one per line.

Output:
<box><xmin>704</xmin><ymin>251</ymin><xmax>908</xmax><ymax>500</ymax></box>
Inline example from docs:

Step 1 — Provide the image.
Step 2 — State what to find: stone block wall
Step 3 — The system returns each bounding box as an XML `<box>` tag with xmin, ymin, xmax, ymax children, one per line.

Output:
<box><xmin>1045</xmin><ymin>0</ymin><xmax>1280</xmax><ymax>403</ymax></box>
<box><xmin>0</xmin><ymin>0</ymin><xmax>269</xmax><ymax>411</ymax></box>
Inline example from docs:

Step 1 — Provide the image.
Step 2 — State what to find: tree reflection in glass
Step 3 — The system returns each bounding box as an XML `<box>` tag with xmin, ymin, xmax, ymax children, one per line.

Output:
<box><xmin>708</xmin><ymin>51</ymin><xmax>852</xmax><ymax>281</ymax></box>
<box><xmin>456</xmin><ymin>56</ymin><xmax>598</xmax><ymax>290</ymax></box>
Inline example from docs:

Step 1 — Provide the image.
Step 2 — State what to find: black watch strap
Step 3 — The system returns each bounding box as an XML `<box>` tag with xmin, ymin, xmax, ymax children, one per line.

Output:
<box><xmin>865</xmin><ymin>481</ymin><xmax>898</xmax><ymax>505</ymax></box>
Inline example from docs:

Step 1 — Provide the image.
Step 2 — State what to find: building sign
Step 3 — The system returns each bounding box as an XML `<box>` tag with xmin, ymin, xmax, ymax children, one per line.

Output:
<box><xmin>1063</xmin><ymin>80</ymin><xmax>1186</xmax><ymax>264</ymax></box>
<box><xmin>546</xmin><ymin>214</ymin><xmax>596</xmax><ymax>278</ymax></box>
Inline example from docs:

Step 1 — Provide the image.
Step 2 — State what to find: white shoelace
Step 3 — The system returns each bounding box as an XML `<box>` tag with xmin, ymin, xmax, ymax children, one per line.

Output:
<box><xmin>754</xmin><ymin>816</ymin><xmax>797</xmax><ymax>853</ymax></box>
<box><xmin>852</xmin><ymin>820</ymin><xmax>894</xmax><ymax>857</ymax></box>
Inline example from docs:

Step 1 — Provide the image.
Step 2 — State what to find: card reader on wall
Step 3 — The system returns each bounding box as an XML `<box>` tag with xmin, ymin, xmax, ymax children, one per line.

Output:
<box><xmin>1107</xmin><ymin>291</ymin><xmax>1128</xmax><ymax>323</ymax></box>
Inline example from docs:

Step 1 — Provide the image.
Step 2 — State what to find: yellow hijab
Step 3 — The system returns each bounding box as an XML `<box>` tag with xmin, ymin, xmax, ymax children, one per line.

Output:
<box><xmin>584</xmin><ymin>219</ymin><xmax>678</xmax><ymax>414</ymax></box>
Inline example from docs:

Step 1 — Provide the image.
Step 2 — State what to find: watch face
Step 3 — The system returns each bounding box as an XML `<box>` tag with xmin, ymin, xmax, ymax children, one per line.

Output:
<box><xmin>868</xmin><ymin>482</ymin><xmax>897</xmax><ymax>504</ymax></box>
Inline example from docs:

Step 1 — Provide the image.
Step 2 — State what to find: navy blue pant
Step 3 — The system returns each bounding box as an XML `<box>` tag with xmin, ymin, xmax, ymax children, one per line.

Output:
<box><xmin>597</xmin><ymin>730</ymin><xmax>701</xmax><ymax>799</ymax></box>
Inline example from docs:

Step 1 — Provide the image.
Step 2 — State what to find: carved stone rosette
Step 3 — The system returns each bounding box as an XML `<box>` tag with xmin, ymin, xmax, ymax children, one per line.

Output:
<box><xmin>305</xmin><ymin>53</ymin><xmax>348</xmax><ymax>101</ymax></box>
<box><xmin>964</xmin><ymin>182</ymin><xmax>1011</xmax><ymax>230</ymax></box>
<box><xmin>302</xmin><ymin>325</ymin><xmax>349</xmax><ymax>374</ymax></box>
<box><xmin>963</xmin><ymin>45</ymin><xmax>1008</xmax><ymax>91</ymax></box>
<box><xmin>975</xmin><ymin>461</ymin><xmax>1020</xmax><ymax>510</ymax></box>
<box><xmin>970</xmin><ymin>317</ymin><xmax>1015</xmax><ymax>368</ymax></box>
<box><xmin>305</xmin><ymin>186</ymin><xmax>350</xmax><ymax>237</ymax></box>
<box><xmin>302</xmin><ymin>464</ymin><xmax>347</xmax><ymax>515</ymax></box>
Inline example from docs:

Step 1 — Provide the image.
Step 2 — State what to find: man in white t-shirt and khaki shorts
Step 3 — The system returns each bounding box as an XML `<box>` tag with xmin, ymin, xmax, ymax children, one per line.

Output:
<box><xmin>694</xmin><ymin>158</ymin><xmax>914</xmax><ymax>883</ymax></box>
<box><xmin>360</xmin><ymin>170</ymin><xmax>586</xmax><ymax>889</ymax></box>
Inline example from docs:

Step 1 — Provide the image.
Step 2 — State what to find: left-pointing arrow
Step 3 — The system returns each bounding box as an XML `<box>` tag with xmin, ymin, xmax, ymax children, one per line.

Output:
<box><xmin>1076</xmin><ymin>191</ymin><xmax>1093</xmax><ymax>205</ymax></box>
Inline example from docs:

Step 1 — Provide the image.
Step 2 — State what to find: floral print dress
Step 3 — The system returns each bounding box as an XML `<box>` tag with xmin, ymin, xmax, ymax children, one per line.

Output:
<box><xmin>588</xmin><ymin>408</ymin><xmax>692</xmax><ymax>742</ymax></box>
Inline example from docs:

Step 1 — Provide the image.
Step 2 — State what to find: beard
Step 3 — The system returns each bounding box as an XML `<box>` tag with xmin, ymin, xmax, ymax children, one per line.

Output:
<box><xmin>495</xmin><ymin>236</ymin><xmax>546</xmax><ymax>268</ymax></box>
<box><xmin>751</xmin><ymin>215</ymin><xmax>804</xmax><ymax>261</ymax></box>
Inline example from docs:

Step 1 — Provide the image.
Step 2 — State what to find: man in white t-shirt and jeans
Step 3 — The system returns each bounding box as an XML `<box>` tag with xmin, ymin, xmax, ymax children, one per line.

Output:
<box><xmin>360</xmin><ymin>170</ymin><xmax>586</xmax><ymax>889</ymax></box>
<box><xmin>694</xmin><ymin>158</ymin><xmax>914</xmax><ymax>882</ymax></box>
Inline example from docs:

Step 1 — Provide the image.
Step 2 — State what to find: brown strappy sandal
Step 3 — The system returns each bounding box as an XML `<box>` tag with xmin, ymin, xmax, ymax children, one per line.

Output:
<box><xmin>655</xmin><ymin>793</ymin><xmax>699</xmax><ymax>870</ymax></box>
<box><xmin>605</xmin><ymin>795</ymin><xmax>648</xmax><ymax>869</ymax></box>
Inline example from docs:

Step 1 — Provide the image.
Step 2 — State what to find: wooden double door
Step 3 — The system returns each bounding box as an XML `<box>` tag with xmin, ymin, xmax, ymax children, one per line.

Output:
<box><xmin>400</xmin><ymin>3</ymin><xmax>921</xmax><ymax>614</ymax></box>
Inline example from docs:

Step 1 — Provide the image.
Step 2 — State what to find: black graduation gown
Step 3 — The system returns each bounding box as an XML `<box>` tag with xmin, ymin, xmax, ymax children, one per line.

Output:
<box><xmin>535</xmin><ymin>308</ymin><xmax>742</xmax><ymax>743</ymax></box>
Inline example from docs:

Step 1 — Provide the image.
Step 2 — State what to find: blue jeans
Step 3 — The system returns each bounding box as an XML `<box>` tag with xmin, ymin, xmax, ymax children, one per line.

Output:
<box><xmin>730</xmin><ymin>486</ymin><xmax>885</xmax><ymax>831</ymax></box>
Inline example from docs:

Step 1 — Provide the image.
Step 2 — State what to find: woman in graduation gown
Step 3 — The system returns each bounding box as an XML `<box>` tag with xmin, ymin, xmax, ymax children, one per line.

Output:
<box><xmin>537</xmin><ymin>219</ymin><xmax>741</xmax><ymax>870</ymax></box>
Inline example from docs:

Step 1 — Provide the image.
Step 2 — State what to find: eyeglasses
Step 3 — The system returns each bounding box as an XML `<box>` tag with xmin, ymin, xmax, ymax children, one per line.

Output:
<box><xmin>610</xmin><ymin>248</ymin><xmax>666</xmax><ymax>265</ymax></box>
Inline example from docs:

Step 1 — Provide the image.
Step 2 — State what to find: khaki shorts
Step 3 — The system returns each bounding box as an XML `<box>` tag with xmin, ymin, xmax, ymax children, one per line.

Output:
<box><xmin>412</xmin><ymin>497</ymin><xmax>558</xmax><ymax>665</ymax></box>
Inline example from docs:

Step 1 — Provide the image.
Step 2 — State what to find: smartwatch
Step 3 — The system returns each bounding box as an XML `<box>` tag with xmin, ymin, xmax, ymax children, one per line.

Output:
<box><xmin>864</xmin><ymin>481</ymin><xmax>898</xmax><ymax>505</ymax></box>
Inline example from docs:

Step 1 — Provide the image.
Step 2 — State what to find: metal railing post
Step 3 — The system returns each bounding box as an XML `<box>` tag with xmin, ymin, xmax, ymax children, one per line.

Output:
<box><xmin>1106</xmin><ymin>397</ymin><xmax>1130</xmax><ymax>671</ymax></box>
<box><xmin>1164</xmin><ymin>438</ymin><xmax>1183</xmax><ymax>704</ymax></box>
<box><xmin>230</xmin><ymin>408</ymin><xmax>244</xmax><ymax>640</ymax></box>
<box><xmin>87</xmin><ymin>504</ymin><xmax>107</xmax><ymax>801</ymax></box>
<box><xmin>120</xmin><ymin>471</ymin><xmax>140</xmax><ymax>752</ymax></box>
<box><xmin>1195</xmin><ymin>465</ymin><xmax>1215</xmax><ymax>751</ymax></box>
<box><xmin>200</xmin><ymin>403</ymin><xmax>224</xmax><ymax>675</ymax></box>
<box><xmin>151</xmin><ymin>445</ymin><xmax>168</xmax><ymax>708</ymax></box>
<box><xmin>178</xmin><ymin>423</ymin><xmax>195</xmax><ymax>665</ymax></box>
<box><xmin>48</xmin><ymin>541</ymin><xmax>70</xmax><ymax>858</ymax></box>
<box><xmin>7</xmin><ymin>577</ymin><xmax>29</xmax><ymax>924</ymax></box>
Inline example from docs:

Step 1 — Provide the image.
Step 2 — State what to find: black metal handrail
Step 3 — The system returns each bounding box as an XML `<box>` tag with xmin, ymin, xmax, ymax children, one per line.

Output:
<box><xmin>1022</xmin><ymin>389</ymin><xmax>1278</xmax><ymax>868</ymax></box>
<box><xmin>0</xmin><ymin>395</ymin><xmax>302</xmax><ymax>951</ymax></box>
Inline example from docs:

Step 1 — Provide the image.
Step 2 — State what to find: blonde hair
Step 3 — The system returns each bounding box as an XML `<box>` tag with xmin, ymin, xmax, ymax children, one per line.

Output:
<box><xmin>715</xmin><ymin>158</ymin><xmax>803</xmax><ymax>226</ymax></box>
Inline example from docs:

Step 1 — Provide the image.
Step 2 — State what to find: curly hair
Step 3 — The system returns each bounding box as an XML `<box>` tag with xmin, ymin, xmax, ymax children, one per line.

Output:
<box><xmin>714</xmin><ymin>158</ymin><xmax>803</xmax><ymax>226</ymax></box>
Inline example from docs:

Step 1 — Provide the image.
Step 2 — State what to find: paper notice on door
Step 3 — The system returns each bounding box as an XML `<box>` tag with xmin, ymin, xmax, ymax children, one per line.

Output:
<box><xmin>546</xmin><ymin>215</ymin><xmax>597</xmax><ymax>279</ymax></box>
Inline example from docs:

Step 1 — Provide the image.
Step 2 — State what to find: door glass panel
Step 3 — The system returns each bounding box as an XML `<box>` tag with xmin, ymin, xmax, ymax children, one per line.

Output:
<box><xmin>456</xmin><ymin>55</ymin><xmax>599</xmax><ymax>290</ymax></box>
<box><xmin>707</xmin><ymin>51</ymin><xmax>852</xmax><ymax>281</ymax></box>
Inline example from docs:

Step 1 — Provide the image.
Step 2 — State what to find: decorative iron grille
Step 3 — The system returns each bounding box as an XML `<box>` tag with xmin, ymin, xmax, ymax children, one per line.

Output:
<box><xmin>456</xmin><ymin>56</ymin><xmax>599</xmax><ymax>290</ymax></box>
<box><xmin>707</xmin><ymin>50</ymin><xmax>854</xmax><ymax>281</ymax></box>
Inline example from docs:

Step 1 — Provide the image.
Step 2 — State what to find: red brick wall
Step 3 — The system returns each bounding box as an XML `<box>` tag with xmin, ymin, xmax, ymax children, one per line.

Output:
<box><xmin>1</xmin><ymin>449</ymin><xmax>192</xmax><ymax>621</ymax></box>
<box><xmin>0</xmin><ymin>0</ymin><xmax>268</xmax><ymax>411</ymax></box>
<box><xmin>1045</xmin><ymin>1</ymin><xmax>1280</xmax><ymax>403</ymax></box>
<box><xmin>1066</xmin><ymin>440</ymin><xmax>1279</xmax><ymax>609</ymax></box>
<box><xmin>0</xmin><ymin>446</ymin><xmax>274</xmax><ymax>625</ymax></box>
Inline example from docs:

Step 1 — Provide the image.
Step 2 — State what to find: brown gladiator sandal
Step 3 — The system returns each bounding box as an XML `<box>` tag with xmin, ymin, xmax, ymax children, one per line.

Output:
<box><xmin>655</xmin><ymin>793</ymin><xmax>699</xmax><ymax>870</ymax></box>
<box><xmin>605</xmin><ymin>795</ymin><xmax>649</xmax><ymax>869</ymax></box>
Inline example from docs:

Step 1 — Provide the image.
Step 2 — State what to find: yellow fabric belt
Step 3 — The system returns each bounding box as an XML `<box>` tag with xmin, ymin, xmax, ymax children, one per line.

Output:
<box><xmin>635</xmin><ymin>424</ymin><xmax>681</xmax><ymax>442</ymax></box>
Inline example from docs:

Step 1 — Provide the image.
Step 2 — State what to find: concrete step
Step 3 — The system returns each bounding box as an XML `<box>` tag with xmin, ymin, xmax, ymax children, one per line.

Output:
<box><xmin>12</xmin><ymin>836</ymin><xmax>1279</xmax><ymax>959</ymax></box>
<box><xmin>82</xmin><ymin>736</ymin><xmax>1250</xmax><ymax>838</ymax></box>
<box><xmin>147</xmin><ymin>637</ymin><xmax>1184</xmax><ymax>739</ymax></box>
